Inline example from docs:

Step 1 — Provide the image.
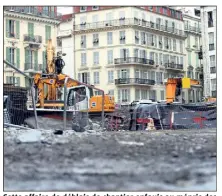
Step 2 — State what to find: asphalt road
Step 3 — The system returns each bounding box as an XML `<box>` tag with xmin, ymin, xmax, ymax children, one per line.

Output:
<box><xmin>4</xmin><ymin>128</ymin><xmax>216</xmax><ymax>191</ymax></box>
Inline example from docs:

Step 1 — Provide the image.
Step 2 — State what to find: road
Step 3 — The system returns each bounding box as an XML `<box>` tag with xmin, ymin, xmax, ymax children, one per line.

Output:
<box><xmin>4</xmin><ymin>128</ymin><xmax>216</xmax><ymax>191</ymax></box>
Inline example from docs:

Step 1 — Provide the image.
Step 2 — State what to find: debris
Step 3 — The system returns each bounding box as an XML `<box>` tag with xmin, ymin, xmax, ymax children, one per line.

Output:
<box><xmin>54</xmin><ymin>130</ymin><xmax>63</xmax><ymax>135</ymax></box>
<box><xmin>16</xmin><ymin>130</ymin><xmax>42</xmax><ymax>143</ymax></box>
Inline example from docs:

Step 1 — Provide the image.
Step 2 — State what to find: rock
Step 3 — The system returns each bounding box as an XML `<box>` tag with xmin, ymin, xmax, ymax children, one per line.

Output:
<box><xmin>54</xmin><ymin>130</ymin><xmax>63</xmax><ymax>135</ymax></box>
<box><xmin>172</xmin><ymin>151</ymin><xmax>179</xmax><ymax>158</ymax></box>
<box><xmin>92</xmin><ymin>123</ymin><xmax>101</xmax><ymax>130</ymax></box>
<box><xmin>17</xmin><ymin>130</ymin><xmax>42</xmax><ymax>143</ymax></box>
<box><xmin>72</xmin><ymin>123</ymin><xmax>85</xmax><ymax>132</ymax></box>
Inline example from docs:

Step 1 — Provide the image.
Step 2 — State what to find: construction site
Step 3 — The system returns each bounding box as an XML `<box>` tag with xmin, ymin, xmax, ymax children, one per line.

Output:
<box><xmin>3</xmin><ymin>37</ymin><xmax>217</xmax><ymax>191</ymax></box>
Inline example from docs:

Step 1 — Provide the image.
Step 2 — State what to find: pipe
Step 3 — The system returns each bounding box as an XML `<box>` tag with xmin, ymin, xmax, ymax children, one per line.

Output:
<box><xmin>63</xmin><ymin>77</ymin><xmax>69</xmax><ymax>131</ymax></box>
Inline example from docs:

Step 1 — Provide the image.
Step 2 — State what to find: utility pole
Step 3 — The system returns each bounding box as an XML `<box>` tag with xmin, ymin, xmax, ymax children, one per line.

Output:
<box><xmin>200</xmin><ymin>6</ymin><xmax>211</xmax><ymax>98</ymax></box>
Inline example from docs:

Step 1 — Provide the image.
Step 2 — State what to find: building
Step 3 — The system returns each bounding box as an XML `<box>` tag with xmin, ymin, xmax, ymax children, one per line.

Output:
<box><xmin>177</xmin><ymin>7</ymin><xmax>203</xmax><ymax>103</ymax></box>
<box><xmin>4</xmin><ymin>6</ymin><xmax>61</xmax><ymax>87</ymax></box>
<box><xmin>200</xmin><ymin>6</ymin><xmax>216</xmax><ymax>98</ymax></box>
<box><xmin>57</xmin><ymin>14</ymin><xmax>75</xmax><ymax>77</ymax></box>
<box><xmin>72</xmin><ymin>6</ymin><xmax>186</xmax><ymax>103</ymax></box>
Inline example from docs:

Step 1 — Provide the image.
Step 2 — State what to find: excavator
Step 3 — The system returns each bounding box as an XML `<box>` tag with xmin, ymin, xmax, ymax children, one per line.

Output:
<box><xmin>27</xmin><ymin>39</ymin><xmax>115</xmax><ymax>124</ymax></box>
<box><xmin>165</xmin><ymin>77</ymin><xmax>216</xmax><ymax>103</ymax></box>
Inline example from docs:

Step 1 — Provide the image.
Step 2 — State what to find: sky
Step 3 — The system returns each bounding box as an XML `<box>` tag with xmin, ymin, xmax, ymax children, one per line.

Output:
<box><xmin>57</xmin><ymin>7</ymin><xmax>73</xmax><ymax>14</ymax></box>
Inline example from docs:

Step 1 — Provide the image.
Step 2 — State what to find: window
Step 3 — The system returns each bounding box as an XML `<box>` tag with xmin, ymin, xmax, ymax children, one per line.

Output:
<box><xmin>120</xmin><ymin>31</ymin><xmax>125</xmax><ymax>44</ymax></box>
<box><xmin>195</xmin><ymin>37</ymin><xmax>198</xmax><ymax>48</ymax></box>
<box><xmin>168</xmin><ymin>38</ymin><xmax>172</xmax><ymax>50</ymax></box>
<box><xmin>108</xmin><ymin>90</ymin><xmax>114</xmax><ymax>95</ymax></box>
<box><xmin>134</xmin><ymin>48</ymin><xmax>139</xmax><ymax>58</ymax></box>
<box><xmin>156</xmin><ymin>72</ymin><xmax>163</xmax><ymax>84</ymax></box>
<box><xmin>78</xmin><ymin>72</ymin><xmax>90</xmax><ymax>84</ymax></box>
<box><xmin>210</xmin><ymin>55</ymin><xmax>215</xmax><ymax>67</ymax></box>
<box><xmin>173</xmin><ymin>39</ymin><xmax>176</xmax><ymax>51</ymax></box>
<box><xmin>135</xmin><ymin>31</ymin><xmax>139</xmax><ymax>44</ymax></box>
<box><xmin>180</xmin><ymin>41</ymin><xmax>183</xmax><ymax>53</ymax></box>
<box><xmin>151</xmin><ymin>71</ymin><xmax>155</xmax><ymax>80</ymax></box>
<box><xmin>106</xmin><ymin>12</ymin><xmax>113</xmax><ymax>25</ymax></box>
<box><xmin>92</xmin><ymin>6</ymin><xmax>99</xmax><ymax>10</ymax></box>
<box><xmin>163</xmin><ymin>7</ymin><xmax>168</xmax><ymax>15</ymax></box>
<box><xmin>9</xmin><ymin>48</ymin><xmax>15</xmax><ymax>64</ymax></box>
<box><xmin>187</xmin><ymin>71</ymin><xmax>194</xmax><ymax>79</ymax></box>
<box><xmin>43</xmin><ymin>6</ymin><xmax>49</xmax><ymax>15</ymax></box>
<box><xmin>208</xmin><ymin>11</ymin><xmax>213</xmax><ymax>27</ymax></box>
<box><xmin>159</xmin><ymin>53</ymin><xmax>163</xmax><ymax>65</ymax></box>
<box><xmin>161</xmin><ymin>90</ymin><xmax>165</xmax><ymax>100</ymax></box>
<box><xmin>141</xmin><ymin>32</ymin><xmax>146</xmax><ymax>45</ymax></box>
<box><xmin>135</xmin><ymin>69</ymin><xmax>140</xmax><ymax>78</ymax></box>
<box><xmin>118</xmin><ymin>89</ymin><xmax>130</xmax><ymax>102</ymax></box>
<box><xmin>149</xmin><ymin>90</ymin><xmax>156</xmax><ymax>101</ymax></box>
<box><xmin>209</xmin><ymin>32</ymin><xmax>214</xmax><ymax>51</ymax></box>
<box><xmin>81</xmin><ymin>35</ymin><xmax>86</xmax><ymax>48</ymax></box>
<box><xmin>117</xmin><ymin>69</ymin><xmax>130</xmax><ymax>78</ymax></box>
<box><xmin>80</xmin><ymin>6</ymin><xmax>87</xmax><ymax>12</ymax></box>
<box><xmin>156</xmin><ymin>6</ymin><xmax>161</xmax><ymax>13</ymax></box>
<box><xmin>155</xmin><ymin>53</ymin><xmax>158</xmax><ymax>65</ymax></box>
<box><xmin>119</xmin><ymin>11</ymin><xmax>125</xmax><ymax>25</ymax></box>
<box><xmin>187</xmin><ymin>35</ymin><xmax>190</xmax><ymax>48</ymax></box>
<box><xmin>180</xmin><ymin>56</ymin><xmax>184</xmax><ymax>65</ymax></box>
<box><xmin>107</xmin><ymin>32</ymin><xmax>113</xmax><ymax>45</ymax></box>
<box><xmin>45</xmin><ymin>25</ymin><xmax>51</xmax><ymax>43</ymax></box>
<box><xmin>159</xmin><ymin>36</ymin><xmax>163</xmax><ymax>49</ymax></box>
<box><xmin>93</xmin><ymin>34</ymin><xmax>99</xmax><ymax>47</ymax></box>
<box><xmin>92</xmin><ymin>15</ymin><xmax>98</xmax><ymax>27</ymax></box>
<box><xmin>135</xmin><ymin>89</ymin><xmax>140</xmax><ymax>101</ymax></box>
<box><xmin>94</xmin><ymin>72</ymin><xmax>100</xmax><ymax>84</ymax></box>
<box><xmin>93</xmin><ymin>52</ymin><xmax>99</xmax><ymax>65</ymax></box>
<box><xmin>81</xmin><ymin>53</ymin><xmax>87</xmax><ymax>66</ymax></box>
<box><xmin>196</xmin><ymin>53</ymin><xmax>199</xmax><ymax>67</ymax></box>
<box><xmin>150</xmin><ymin>52</ymin><xmax>154</xmax><ymax>60</ymax></box>
<box><xmin>6</xmin><ymin>76</ymin><xmax>20</xmax><ymax>86</ymax></box>
<box><xmin>211</xmin><ymin>79</ymin><xmax>216</xmax><ymax>91</ymax></box>
<box><xmin>107</xmin><ymin>50</ymin><xmax>113</xmax><ymax>64</ymax></box>
<box><xmin>141</xmin><ymin>90</ymin><xmax>148</xmax><ymax>99</ymax></box>
<box><xmin>164</xmin><ymin>37</ymin><xmax>169</xmax><ymax>49</ymax></box>
<box><xmin>120</xmin><ymin>48</ymin><xmax>129</xmax><ymax>59</ymax></box>
<box><xmin>9</xmin><ymin>20</ymin><xmax>15</xmax><ymax>37</ymax></box>
<box><xmin>194</xmin><ymin>9</ymin><xmax>200</xmax><ymax>17</ymax></box>
<box><xmin>108</xmin><ymin>71</ymin><xmax>114</xmax><ymax>83</ymax></box>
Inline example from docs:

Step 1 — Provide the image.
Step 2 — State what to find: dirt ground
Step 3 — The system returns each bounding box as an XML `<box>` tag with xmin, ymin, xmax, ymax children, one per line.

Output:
<box><xmin>4</xmin><ymin>128</ymin><xmax>216</xmax><ymax>191</ymax></box>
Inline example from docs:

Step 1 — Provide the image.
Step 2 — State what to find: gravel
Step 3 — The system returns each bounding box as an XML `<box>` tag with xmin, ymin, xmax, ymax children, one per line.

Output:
<box><xmin>4</xmin><ymin>127</ymin><xmax>216</xmax><ymax>191</ymax></box>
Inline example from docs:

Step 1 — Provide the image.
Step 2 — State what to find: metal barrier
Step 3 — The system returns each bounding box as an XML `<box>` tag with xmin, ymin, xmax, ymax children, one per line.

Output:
<box><xmin>3</xmin><ymin>60</ymin><xmax>38</xmax><ymax>129</ymax></box>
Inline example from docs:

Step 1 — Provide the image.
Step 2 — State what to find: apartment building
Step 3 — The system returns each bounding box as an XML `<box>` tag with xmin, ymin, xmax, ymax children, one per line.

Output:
<box><xmin>180</xmin><ymin>7</ymin><xmax>203</xmax><ymax>103</ymax></box>
<box><xmin>73</xmin><ymin>6</ymin><xmax>186</xmax><ymax>103</ymax></box>
<box><xmin>4</xmin><ymin>6</ymin><xmax>61</xmax><ymax>87</ymax></box>
<box><xmin>200</xmin><ymin>6</ymin><xmax>216</xmax><ymax>98</ymax></box>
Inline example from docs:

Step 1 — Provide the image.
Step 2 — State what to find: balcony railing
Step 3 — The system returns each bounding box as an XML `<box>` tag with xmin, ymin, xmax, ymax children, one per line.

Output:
<box><xmin>4</xmin><ymin>6</ymin><xmax>62</xmax><ymax>20</ymax></box>
<box><xmin>165</xmin><ymin>63</ymin><xmax>184</xmax><ymax>70</ymax></box>
<box><xmin>114</xmin><ymin>57</ymin><xmax>155</xmax><ymax>66</ymax></box>
<box><xmin>24</xmin><ymin>35</ymin><xmax>42</xmax><ymax>43</ymax></box>
<box><xmin>115</xmin><ymin>78</ymin><xmax>155</xmax><ymax>85</ymax></box>
<box><xmin>184</xmin><ymin>25</ymin><xmax>201</xmax><ymax>33</ymax></box>
<box><xmin>24</xmin><ymin>63</ymin><xmax>43</xmax><ymax>71</ymax></box>
<box><xmin>74</xmin><ymin>18</ymin><xmax>186</xmax><ymax>37</ymax></box>
<box><xmin>210</xmin><ymin>66</ymin><xmax>216</xmax><ymax>74</ymax></box>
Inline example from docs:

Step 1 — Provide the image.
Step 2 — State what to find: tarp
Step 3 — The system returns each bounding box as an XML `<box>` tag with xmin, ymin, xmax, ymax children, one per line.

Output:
<box><xmin>129</xmin><ymin>102</ymin><xmax>217</xmax><ymax>131</ymax></box>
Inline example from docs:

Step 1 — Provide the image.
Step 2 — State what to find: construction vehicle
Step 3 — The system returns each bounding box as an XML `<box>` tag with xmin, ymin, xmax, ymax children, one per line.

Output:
<box><xmin>27</xmin><ymin>39</ymin><xmax>115</xmax><ymax>123</ymax></box>
<box><xmin>165</xmin><ymin>77</ymin><xmax>201</xmax><ymax>104</ymax></box>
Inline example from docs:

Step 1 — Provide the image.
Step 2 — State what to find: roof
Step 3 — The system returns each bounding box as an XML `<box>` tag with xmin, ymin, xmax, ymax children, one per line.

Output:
<box><xmin>61</xmin><ymin>14</ymin><xmax>73</xmax><ymax>22</ymax></box>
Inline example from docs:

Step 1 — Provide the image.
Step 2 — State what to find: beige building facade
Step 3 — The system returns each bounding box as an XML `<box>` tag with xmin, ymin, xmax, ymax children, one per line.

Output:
<box><xmin>73</xmin><ymin>6</ymin><xmax>187</xmax><ymax>103</ymax></box>
<box><xmin>4</xmin><ymin>7</ymin><xmax>60</xmax><ymax>87</ymax></box>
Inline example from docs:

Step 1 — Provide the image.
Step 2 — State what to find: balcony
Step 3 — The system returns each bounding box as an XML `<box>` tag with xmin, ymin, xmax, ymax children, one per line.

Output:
<box><xmin>24</xmin><ymin>35</ymin><xmax>42</xmax><ymax>44</ymax></box>
<box><xmin>115</xmin><ymin>78</ymin><xmax>155</xmax><ymax>86</ymax></box>
<box><xmin>4</xmin><ymin>6</ymin><xmax>62</xmax><ymax>20</ymax></box>
<box><xmin>210</xmin><ymin>66</ymin><xmax>216</xmax><ymax>74</ymax></box>
<box><xmin>114</xmin><ymin>57</ymin><xmax>155</xmax><ymax>67</ymax></box>
<box><xmin>165</xmin><ymin>63</ymin><xmax>184</xmax><ymax>71</ymax></box>
<box><xmin>184</xmin><ymin>25</ymin><xmax>201</xmax><ymax>34</ymax></box>
<box><xmin>24</xmin><ymin>63</ymin><xmax>44</xmax><ymax>72</ymax></box>
<box><xmin>74</xmin><ymin>18</ymin><xmax>186</xmax><ymax>38</ymax></box>
<box><xmin>57</xmin><ymin>30</ymin><xmax>72</xmax><ymax>38</ymax></box>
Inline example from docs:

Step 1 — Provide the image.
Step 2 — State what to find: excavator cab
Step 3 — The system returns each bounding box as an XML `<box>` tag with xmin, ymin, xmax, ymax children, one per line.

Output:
<box><xmin>67</xmin><ymin>85</ymin><xmax>93</xmax><ymax>111</ymax></box>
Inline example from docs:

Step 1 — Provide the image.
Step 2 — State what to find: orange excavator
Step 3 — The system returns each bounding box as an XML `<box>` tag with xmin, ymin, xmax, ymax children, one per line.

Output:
<box><xmin>28</xmin><ymin>39</ymin><xmax>115</xmax><ymax>120</ymax></box>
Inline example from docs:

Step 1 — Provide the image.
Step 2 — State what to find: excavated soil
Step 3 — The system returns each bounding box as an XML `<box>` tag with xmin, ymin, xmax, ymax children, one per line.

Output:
<box><xmin>4</xmin><ymin>128</ymin><xmax>216</xmax><ymax>191</ymax></box>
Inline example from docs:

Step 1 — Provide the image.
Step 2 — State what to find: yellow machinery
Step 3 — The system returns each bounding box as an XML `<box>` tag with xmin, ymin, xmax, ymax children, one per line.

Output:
<box><xmin>32</xmin><ymin>39</ymin><xmax>115</xmax><ymax>114</ymax></box>
<box><xmin>165</xmin><ymin>77</ymin><xmax>201</xmax><ymax>104</ymax></box>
